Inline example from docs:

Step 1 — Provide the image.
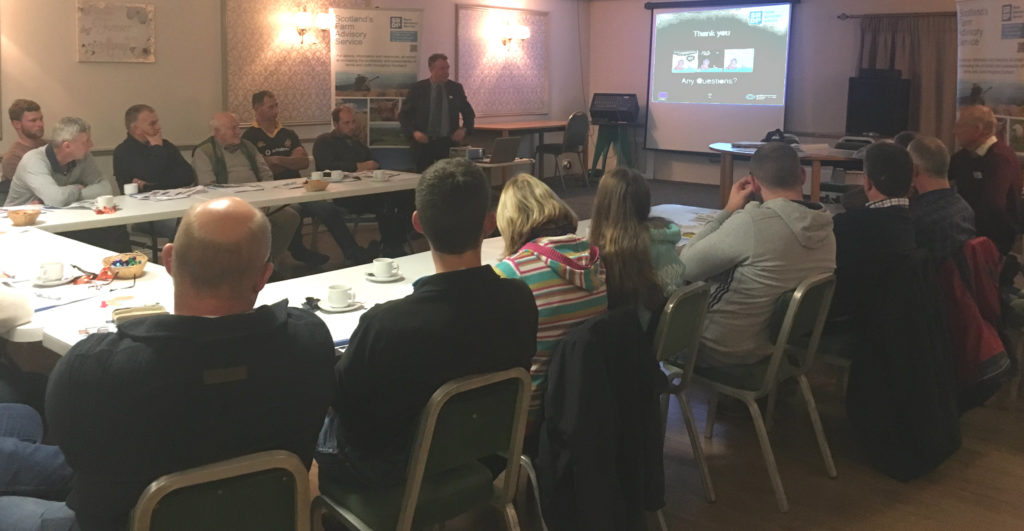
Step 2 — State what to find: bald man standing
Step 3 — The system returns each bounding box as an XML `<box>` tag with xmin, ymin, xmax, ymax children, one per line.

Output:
<box><xmin>949</xmin><ymin>104</ymin><xmax>1022</xmax><ymax>254</ymax></box>
<box><xmin>44</xmin><ymin>197</ymin><xmax>335</xmax><ymax>531</ymax></box>
<box><xmin>192</xmin><ymin>112</ymin><xmax>301</xmax><ymax>268</ymax></box>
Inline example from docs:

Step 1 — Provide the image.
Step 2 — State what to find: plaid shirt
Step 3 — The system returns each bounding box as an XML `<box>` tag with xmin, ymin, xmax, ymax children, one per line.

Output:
<box><xmin>866</xmin><ymin>197</ymin><xmax>910</xmax><ymax>209</ymax></box>
<box><xmin>909</xmin><ymin>188</ymin><xmax>976</xmax><ymax>261</ymax></box>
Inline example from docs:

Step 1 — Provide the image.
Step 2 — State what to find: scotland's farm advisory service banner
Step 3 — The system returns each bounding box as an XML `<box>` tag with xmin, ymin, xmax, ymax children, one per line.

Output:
<box><xmin>957</xmin><ymin>1</ymin><xmax>1024</xmax><ymax>152</ymax></box>
<box><xmin>331</xmin><ymin>8</ymin><xmax>421</xmax><ymax>147</ymax></box>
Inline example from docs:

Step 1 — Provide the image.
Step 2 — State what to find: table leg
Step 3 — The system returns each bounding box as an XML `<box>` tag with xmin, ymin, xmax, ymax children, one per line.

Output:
<box><xmin>536</xmin><ymin>131</ymin><xmax>544</xmax><ymax>177</ymax></box>
<box><xmin>811</xmin><ymin>161</ymin><xmax>821</xmax><ymax>202</ymax></box>
<box><xmin>719</xmin><ymin>153</ymin><xmax>734</xmax><ymax>208</ymax></box>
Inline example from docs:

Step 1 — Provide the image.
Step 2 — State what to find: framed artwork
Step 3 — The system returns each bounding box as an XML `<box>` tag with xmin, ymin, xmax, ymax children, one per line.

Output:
<box><xmin>77</xmin><ymin>2</ymin><xmax>155</xmax><ymax>63</ymax></box>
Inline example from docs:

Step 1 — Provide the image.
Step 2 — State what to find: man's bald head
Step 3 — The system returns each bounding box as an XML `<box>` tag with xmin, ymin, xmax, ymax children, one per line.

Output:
<box><xmin>169</xmin><ymin>197</ymin><xmax>271</xmax><ymax>299</ymax></box>
<box><xmin>954</xmin><ymin>105</ymin><xmax>997</xmax><ymax>150</ymax></box>
<box><xmin>211</xmin><ymin>112</ymin><xmax>242</xmax><ymax>147</ymax></box>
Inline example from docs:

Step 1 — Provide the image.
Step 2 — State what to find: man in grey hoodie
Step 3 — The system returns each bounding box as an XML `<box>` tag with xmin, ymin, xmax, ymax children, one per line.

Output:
<box><xmin>680</xmin><ymin>143</ymin><xmax>836</xmax><ymax>366</ymax></box>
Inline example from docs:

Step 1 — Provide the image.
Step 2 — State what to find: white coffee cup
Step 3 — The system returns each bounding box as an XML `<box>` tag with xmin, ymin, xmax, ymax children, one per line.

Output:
<box><xmin>123</xmin><ymin>183</ymin><xmax>139</xmax><ymax>195</ymax></box>
<box><xmin>38</xmin><ymin>262</ymin><xmax>63</xmax><ymax>282</ymax></box>
<box><xmin>310</xmin><ymin>171</ymin><xmax>324</xmax><ymax>180</ymax></box>
<box><xmin>327</xmin><ymin>284</ymin><xmax>354</xmax><ymax>308</ymax></box>
<box><xmin>372</xmin><ymin>170</ymin><xmax>389</xmax><ymax>181</ymax></box>
<box><xmin>372</xmin><ymin>257</ymin><xmax>399</xmax><ymax>278</ymax></box>
<box><xmin>96</xmin><ymin>195</ymin><xmax>115</xmax><ymax>208</ymax></box>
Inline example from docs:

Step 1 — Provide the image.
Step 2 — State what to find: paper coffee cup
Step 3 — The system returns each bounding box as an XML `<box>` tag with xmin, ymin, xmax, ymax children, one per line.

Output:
<box><xmin>123</xmin><ymin>183</ymin><xmax>139</xmax><ymax>195</ymax></box>
<box><xmin>96</xmin><ymin>195</ymin><xmax>115</xmax><ymax>208</ymax></box>
<box><xmin>372</xmin><ymin>170</ymin><xmax>388</xmax><ymax>181</ymax></box>
<box><xmin>310</xmin><ymin>171</ymin><xmax>324</xmax><ymax>180</ymax></box>
<box><xmin>38</xmin><ymin>262</ymin><xmax>63</xmax><ymax>282</ymax></box>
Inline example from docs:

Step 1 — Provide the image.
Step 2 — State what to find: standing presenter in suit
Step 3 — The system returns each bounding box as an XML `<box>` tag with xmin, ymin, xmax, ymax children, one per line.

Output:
<box><xmin>400</xmin><ymin>53</ymin><xmax>476</xmax><ymax>172</ymax></box>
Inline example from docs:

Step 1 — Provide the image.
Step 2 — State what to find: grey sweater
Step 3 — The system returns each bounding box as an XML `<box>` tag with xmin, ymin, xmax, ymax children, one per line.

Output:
<box><xmin>680</xmin><ymin>198</ymin><xmax>836</xmax><ymax>366</ymax></box>
<box><xmin>4</xmin><ymin>146</ymin><xmax>111</xmax><ymax>206</ymax></box>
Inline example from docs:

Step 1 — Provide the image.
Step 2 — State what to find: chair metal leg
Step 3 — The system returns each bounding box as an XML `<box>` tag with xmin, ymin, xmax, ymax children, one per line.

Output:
<box><xmin>555</xmin><ymin>156</ymin><xmax>567</xmax><ymax>191</ymax></box>
<box><xmin>745</xmin><ymin>397</ymin><xmax>789</xmax><ymax>512</ymax></box>
<box><xmin>577</xmin><ymin>152</ymin><xmax>589</xmax><ymax>187</ymax></box>
<box><xmin>765</xmin><ymin>389</ymin><xmax>778</xmax><ymax>432</ymax></box>
<box><xmin>704</xmin><ymin>392</ymin><xmax>719</xmax><ymax>440</ymax></box>
<box><xmin>797</xmin><ymin>374</ymin><xmax>838</xmax><ymax>478</ymax></box>
<box><xmin>501</xmin><ymin>502</ymin><xmax>521</xmax><ymax>531</ymax></box>
<box><xmin>677</xmin><ymin>392</ymin><xmax>716</xmax><ymax>502</ymax></box>
<box><xmin>518</xmin><ymin>455</ymin><xmax>547</xmax><ymax>531</ymax></box>
<box><xmin>659</xmin><ymin>392</ymin><xmax>670</xmax><ymax>440</ymax></box>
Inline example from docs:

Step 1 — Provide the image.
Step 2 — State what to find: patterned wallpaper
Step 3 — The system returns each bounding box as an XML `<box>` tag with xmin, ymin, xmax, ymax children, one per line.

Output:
<box><xmin>456</xmin><ymin>5</ymin><xmax>549</xmax><ymax>117</ymax></box>
<box><xmin>224</xmin><ymin>0</ymin><xmax>370</xmax><ymax>125</ymax></box>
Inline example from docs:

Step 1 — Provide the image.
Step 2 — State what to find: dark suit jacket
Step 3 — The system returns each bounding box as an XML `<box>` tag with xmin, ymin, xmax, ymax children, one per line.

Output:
<box><xmin>399</xmin><ymin>78</ymin><xmax>475</xmax><ymax>139</ymax></box>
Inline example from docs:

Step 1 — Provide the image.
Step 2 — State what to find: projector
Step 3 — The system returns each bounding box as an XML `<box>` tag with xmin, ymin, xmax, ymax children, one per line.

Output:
<box><xmin>449</xmin><ymin>146</ymin><xmax>484</xmax><ymax>160</ymax></box>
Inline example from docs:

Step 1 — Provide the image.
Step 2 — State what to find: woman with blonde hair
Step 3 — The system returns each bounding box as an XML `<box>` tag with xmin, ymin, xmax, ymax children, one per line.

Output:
<box><xmin>493</xmin><ymin>174</ymin><xmax>607</xmax><ymax>440</ymax></box>
<box><xmin>589</xmin><ymin>167</ymin><xmax>685</xmax><ymax>328</ymax></box>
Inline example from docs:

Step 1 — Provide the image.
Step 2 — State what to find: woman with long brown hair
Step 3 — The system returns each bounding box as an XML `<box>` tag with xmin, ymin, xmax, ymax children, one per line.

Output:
<box><xmin>589</xmin><ymin>167</ymin><xmax>685</xmax><ymax>328</ymax></box>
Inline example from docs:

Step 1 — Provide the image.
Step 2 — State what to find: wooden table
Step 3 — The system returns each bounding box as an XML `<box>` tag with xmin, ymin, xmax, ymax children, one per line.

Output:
<box><xmin>475</xmin><ymin>120</ymin><xmax>575</xmax><ymax>179</ymax></box>
<box><xmin>709</xmin><ymin>142</ymin><xmax>857</xmax><ymax>207</ymax></box>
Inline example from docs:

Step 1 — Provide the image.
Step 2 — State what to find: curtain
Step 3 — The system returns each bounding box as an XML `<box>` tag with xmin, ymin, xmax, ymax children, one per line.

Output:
<box><xmin>858</xmin><ymin>15</ymin><xmax>958</xmax><ymax>148</ymax></box>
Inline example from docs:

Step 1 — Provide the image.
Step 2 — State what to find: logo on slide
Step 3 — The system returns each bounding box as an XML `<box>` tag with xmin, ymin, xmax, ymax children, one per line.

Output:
<box><xmin>746</xmin><ymin>94</ymin><xmax>755</xmax><ymax>100</ymax></box>
<box><xmin>748</xmin><ymin>11</ymin><xmax>763</xmax><ymax>25</ymax></box>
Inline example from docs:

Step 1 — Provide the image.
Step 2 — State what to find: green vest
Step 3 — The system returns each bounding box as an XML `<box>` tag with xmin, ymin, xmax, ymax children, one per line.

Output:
<box><xmin>193</xmin><ymin>137</ymin><xmax>261</xmax><ymax>184</ymax></box>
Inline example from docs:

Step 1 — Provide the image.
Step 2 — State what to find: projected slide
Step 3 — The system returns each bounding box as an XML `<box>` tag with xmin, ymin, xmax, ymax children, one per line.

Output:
<box><xmin>651</xmin><ymin>5</ymin><xmax>790</xmax><ymax>106</ymax></box>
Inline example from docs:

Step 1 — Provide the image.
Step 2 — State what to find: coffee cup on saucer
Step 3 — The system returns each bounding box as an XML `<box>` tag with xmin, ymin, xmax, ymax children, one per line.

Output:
<box><xmin>310</xmin><ymin>171</ymin><xmax>324</xmax><ymax>180</ymax></box>
<box><xmin>327</xmin><ymin>284</ymin><xmax>354</xmax><ymax>308</ymax></box>
<box><xmin>38</xmin><ymin>262</ymin><xmax>64</xmax><ymax>282</ymax></box>
<box><xmin>372</xmin><ymin>170</ymin><xmax>390</xmax><ymax>182</ymax></box>
<box><xmin>371</xmin><ymin>257</ymin><xmax>399</xmax><ymax>279</ymax></box>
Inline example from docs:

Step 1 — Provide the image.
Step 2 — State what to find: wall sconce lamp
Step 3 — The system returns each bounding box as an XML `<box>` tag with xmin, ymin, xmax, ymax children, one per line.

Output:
<box><xmin>500</xmin><ymin>22</ymin><xmax>530</xmax><ymax>50</ymax></box>
<box><xmin>295</xmin><ymin>7</ymin><xmax>332</xmax><ymax>45</ymax></box>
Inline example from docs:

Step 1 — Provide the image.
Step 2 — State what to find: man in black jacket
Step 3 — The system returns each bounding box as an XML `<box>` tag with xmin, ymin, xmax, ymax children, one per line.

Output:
<box><xmin>45</xmin><ymin>197</ymin><xmax>336</xmax><ymax>531</ymax></box>
<box><xmin>399</xmin><ymin>53</ymin><xmax>475</xmax><ymax>171</ymax></box>
<box><xmin>316</xmin><ymin>158</ymin><xmax>537</xmax><ymax>488</ymax></box>
<box><xmin>832</xmin><ymin>142</ymin><xmax>917</xmax><ymax>320</ymax></box>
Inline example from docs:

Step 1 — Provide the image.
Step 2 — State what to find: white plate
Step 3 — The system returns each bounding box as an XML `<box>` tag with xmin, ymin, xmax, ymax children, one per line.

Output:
<box><xmin>365</xmin><ymin>272</ymin><xmax>403</xmax><ymax>283</ymax></box>
<box><xmin>33</xmin><ymin>277</ymin><xmax>73</xmax><ymax>287</ymax></box>
<box><xmin>318</xmin><ymin>300</ymin><xmax>363</xmax><ymax>313</ymax></box>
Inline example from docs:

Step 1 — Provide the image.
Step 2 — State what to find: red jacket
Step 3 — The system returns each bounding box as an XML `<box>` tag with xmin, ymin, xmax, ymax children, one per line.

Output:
<box><xmin>937</xmin><ymin>237</ymin><xmax>1011</xmax><ymax>408</ymax></box>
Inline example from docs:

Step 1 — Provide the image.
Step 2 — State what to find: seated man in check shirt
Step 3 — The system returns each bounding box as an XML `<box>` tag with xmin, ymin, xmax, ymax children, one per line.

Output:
<box><xmin>192</xmin><ymin>111</ymin><xmax>300</xmax><ymax>270</ymax></box>
<box><xmin>315</xmin><ymin>158</ymin><xmax>538</xmax><ymax>488</ymax></box>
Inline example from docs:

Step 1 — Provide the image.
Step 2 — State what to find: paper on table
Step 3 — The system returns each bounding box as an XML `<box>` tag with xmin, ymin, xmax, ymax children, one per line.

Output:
<box><xmin>208</xmin><ymin>183</ymin><xmax>264</xmax><ymax>193</ymax></box>
<box><xmin>133</xmin><ymin>186</ymin><xmax>208</xmax><ymax>201</ymax></box>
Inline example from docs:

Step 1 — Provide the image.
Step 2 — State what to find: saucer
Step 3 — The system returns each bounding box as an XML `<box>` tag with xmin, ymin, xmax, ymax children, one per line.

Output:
<box><xmin>33</xmin><ymin>277</ymin><xmax>73</xmax><ymax>287</ymax></box>
<box><xmin>318</xmin><ymin>300</ymin><xmax>362</xmax><ymax>313</ymax></box>
<box><xmin>365</xmin><ymin>271</ymin><xmax>403</xmax><ymax>283</ymax></box>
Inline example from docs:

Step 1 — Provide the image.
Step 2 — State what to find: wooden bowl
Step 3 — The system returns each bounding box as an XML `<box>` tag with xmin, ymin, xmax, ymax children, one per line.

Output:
<box><xmin>303</xmin><ymin>179</ymin><xmax>329</xmax><ymax>192</ymax></box>
<box><xmin>102</xmin><ymin>252</ymin><xmax>148</xmax><ymax>279</ymax></box>
<box><xmin>7</xmin><ymin>208</ymin><xmax>41</xmax><ymax>226</ymax></box>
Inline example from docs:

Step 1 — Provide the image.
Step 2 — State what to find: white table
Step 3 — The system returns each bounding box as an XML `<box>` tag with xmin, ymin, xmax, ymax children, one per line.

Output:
<box><xmin>0</xmin><ymin>226</ymin><xmax>173</xmax><ymax>347</ymax></box>
<box><xmin>15</xmin><ymin>204</ymin><xmax>717</xmax><ymax>355</ymax></box>
<box><xmin>0</xmin><ymin>173</ymin><xmax>421</xmax><ymax>233</ymax></box>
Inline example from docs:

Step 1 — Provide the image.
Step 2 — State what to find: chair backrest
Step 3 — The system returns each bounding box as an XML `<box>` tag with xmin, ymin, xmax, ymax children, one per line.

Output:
<box><xmin>129</xmin><ymin>450</ymin><xmax>311</xmax><ymax>531</ymax></box>
<box><xmin>652</xmin><ymin>282</ymin><xmax>710</xmax><ymax>384</ymax></box>
<box><xmin>758</xmin><ymin>273</ymin><xmax>836</xmax><ymax>395</ymax></box>
<box><xmin>397</xmin><ymin>368</ymin><xmax>531</xmax><ymax>530</ymax></box>
<box><xmin>563</xmin><ymin>111</ymin><xmax>590</xmax><ymax>153</ymax></box>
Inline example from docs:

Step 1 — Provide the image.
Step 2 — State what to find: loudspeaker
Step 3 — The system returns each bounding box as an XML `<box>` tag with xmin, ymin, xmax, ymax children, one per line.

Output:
<box><xmin>590</xmin><ymin>93</ymin><xmax>640</xmax><ymax>124</ymax></box>
<box><xmin>845</xmin><ymin>76</ymin><xmax>911</xmax><ymax>137</ymax></box>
